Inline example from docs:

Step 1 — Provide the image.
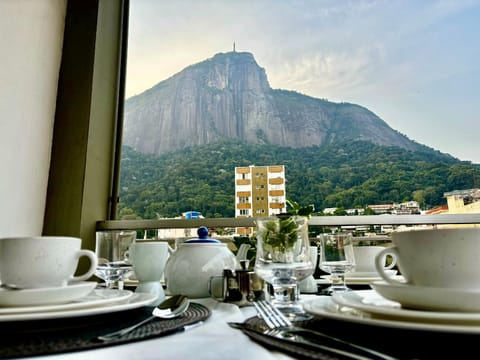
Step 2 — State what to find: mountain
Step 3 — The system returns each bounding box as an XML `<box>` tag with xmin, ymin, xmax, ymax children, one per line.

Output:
<box><xmin>123</xmin><ymin>51</ymin><xmax>438</xmax><ymax>156</ymax></box>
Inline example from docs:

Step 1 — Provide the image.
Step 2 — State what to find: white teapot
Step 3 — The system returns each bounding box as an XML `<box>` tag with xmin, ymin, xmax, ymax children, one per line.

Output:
<box><xmin>164</xmin><ymin>227</ymin><xmax>237</xmax><ymax>298</ymax></box>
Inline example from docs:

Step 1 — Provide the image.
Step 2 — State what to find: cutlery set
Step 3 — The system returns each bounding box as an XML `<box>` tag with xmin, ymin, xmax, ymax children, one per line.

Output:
<box><xmin>230</xmin><ymin>299</ymin><xmax>397</xmax><ymax>360</ymax></box>
<box><xmin>93</xmin><ymin>290</ymin><xmax>397</xmax><ymax>358</ymax></box>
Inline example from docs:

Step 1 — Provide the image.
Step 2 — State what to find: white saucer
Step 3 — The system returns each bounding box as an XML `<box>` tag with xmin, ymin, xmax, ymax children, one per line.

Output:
<box><xmin>0</xmin><ymin>281</ymin><xmax>97</xmax><ymax>307</ymax></box>
<box><xmin>319</xmin><ymin>273</ymin><xmax>403</xmax><ymax>285</ymax></box>
<box><xmin>0</xmin><ymin>292</ymin><xmax>156</xmax><ymax>322</ymax></box>
<box><xmin>346</xmin><ymin>270</ymin><xmax>397</xmax><ymax>278</ymax></box>
<box><xmin>371</xmin><ymin>281</ymin><xmax>480</xmax><ymax>312</ymax></box>
<box><xmin>332</xmin><ymin>290</ymin><xmax>480</xmax><ymax>324</ymax></box>
<box><xmin>0</xmin><ymin>288</ymin><xmax>133</xmax><ymax>314</ymax></box>
<box><xmin>303</xmin><ymin>296</ymin><xmax>480</xmax><ymax>334</ymax></box>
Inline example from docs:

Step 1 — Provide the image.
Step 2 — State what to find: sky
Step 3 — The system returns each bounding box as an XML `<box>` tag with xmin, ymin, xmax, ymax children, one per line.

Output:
<box><xmin>125</xmin><ymin>0</ymin><xmax>480</xmax><ymax>163</ymax></box>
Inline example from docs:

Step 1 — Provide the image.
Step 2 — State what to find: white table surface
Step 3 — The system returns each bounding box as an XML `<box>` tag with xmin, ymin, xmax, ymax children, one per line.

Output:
<box><xmin>21</xmin><ymin>297</ymin><xmax>304</xmax><ymax>360</ymax></box>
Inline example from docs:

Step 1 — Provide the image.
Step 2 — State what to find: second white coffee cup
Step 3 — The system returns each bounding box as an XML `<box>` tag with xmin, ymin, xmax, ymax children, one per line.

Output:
<box><xmin>375</xmin><ymin>228</ymin><xmax>480</xmax><ymax>289</ymax></box>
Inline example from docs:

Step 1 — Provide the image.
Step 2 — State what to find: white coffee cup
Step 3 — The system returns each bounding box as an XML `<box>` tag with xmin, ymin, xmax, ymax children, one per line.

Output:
<box><xmin>375</xmin><ymin>228</ymin><xmax>480</xmax><ymax>288</ymax></box>
<box><xmin>129</xmin><ymin>241</ymin><xmax>169</xmax><ymax>305</ymax></box>
<box><xmin>353</xmin><ymin>246</ymin><xmax>396</xmax><ymax>274</ymax></box>
<box><xmin>0</xmin><ymin>236</ymin><xmax>98</xmax><ymax>288</ymax></box>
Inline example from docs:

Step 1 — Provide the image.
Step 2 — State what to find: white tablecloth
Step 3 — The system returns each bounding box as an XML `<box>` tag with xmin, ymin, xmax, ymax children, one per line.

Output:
<box><xmin>26</xmin><ymin>297</ymin><xmax>299</xmax><ymax>360</ymax></box>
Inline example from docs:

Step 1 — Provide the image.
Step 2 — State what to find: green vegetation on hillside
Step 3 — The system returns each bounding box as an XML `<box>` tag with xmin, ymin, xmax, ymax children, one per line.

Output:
<box><xmin>117</xmin><ymin>140</ymin><xmax>480</xmax><ymax>219</ymax></box>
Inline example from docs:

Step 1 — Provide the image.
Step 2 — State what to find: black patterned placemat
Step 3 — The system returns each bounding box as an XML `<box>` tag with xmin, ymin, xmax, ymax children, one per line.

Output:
<box><xmin>242</xmin><ymin>316</ymin><xmax>344</xmax><ymax>360</ymax></box>
<box><xmin>0</xmin><ymin>302</ymin><xmax>211</xmax><ymax>359</ymax></box>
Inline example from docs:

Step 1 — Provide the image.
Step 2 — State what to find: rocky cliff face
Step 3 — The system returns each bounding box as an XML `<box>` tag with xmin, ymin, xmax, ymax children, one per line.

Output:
<box><xmin>123</xmin><ymin>51</ymin><xmax>421</xmax><ymax>155</ymax></box>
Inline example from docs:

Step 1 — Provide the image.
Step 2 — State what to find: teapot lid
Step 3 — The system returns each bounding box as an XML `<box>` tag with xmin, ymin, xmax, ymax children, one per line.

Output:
<box><xmin>184</xmin><ymin>226</ymin><xmax>220</xmax><ymax>243</ymax></box>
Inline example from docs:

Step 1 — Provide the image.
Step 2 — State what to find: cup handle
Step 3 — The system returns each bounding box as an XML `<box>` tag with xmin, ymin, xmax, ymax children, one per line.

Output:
<box><xmin>375</xmin><ymin>247</ymin><xmax>403</xmax><ymax>285</ymax></box>
<box><xmin>383</xmin><ymin>252</ymin><xmax>397</xmax><ymax>270</ymax></box>
<box><xmin>71</xmin><ymin>249</ymin><xmax>98</xmax><ymax>282</ymax></box>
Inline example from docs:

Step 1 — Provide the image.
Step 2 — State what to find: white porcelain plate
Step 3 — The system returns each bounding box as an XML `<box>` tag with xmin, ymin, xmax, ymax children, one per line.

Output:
<box><xmin>319</xmin><ymin>273</ymin><xmax>403</xmax><ymax>285</ymax></box>
<box><xmin>371</xmin><ymin>281</ymin><xmax>480</xmax><ymax>312</ymax></box>
<box><xmin>0</xmin><ymin>281</ymin><xmax>98</xmax><ymax>307</ymax></box>
<box><xmin>303</xmin><ymin>296</ymin><xmax>480</xmax><ymax>334</ymax></box>
<box><xmin>0</xmin><ymin>292</ymin><xmax>157</xmax><ymax>322</ymax></box>
<box><xmin>0</xmin><ymin>288</ymin><xmax>133</xmax><ymax>314</ymax></box>
<box><xmin>332</xmin><ymin>290</ymin><xmax>480</xmax><ymax>324</ymax></box>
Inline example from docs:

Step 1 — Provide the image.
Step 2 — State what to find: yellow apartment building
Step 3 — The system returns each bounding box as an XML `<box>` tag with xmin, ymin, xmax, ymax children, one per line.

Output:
<box><xmin>235</xmin><ymin>165</ymin><xmax>286</xmax><ymax>235</ymax></box>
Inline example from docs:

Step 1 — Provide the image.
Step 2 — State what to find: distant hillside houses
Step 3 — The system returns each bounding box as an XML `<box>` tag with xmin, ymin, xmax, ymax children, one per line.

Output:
<box><xmin>323</xmin><ymin>201</ymin><xmax>420</xmax><ymax>215</ymax></box>
<box><xmin>322</xmin><ymin>189</ymin><xmax>480</xmax><ymax>217</ymax></box>
<box><xmin>323</xmin><ymin>207</ymin><xmax>338</xmax><ymax>215</ymax></box>
<box><xmin>156</xmin><ymin>211</ymin><xmax>205</xmax><ymax>239</ymax></box>
<box><xmin>367</xmin><ymin>201</ymin><xmax>420</xmax><ymax>215</ymax></box>
<box><xmin>444</xmin><ymin>188</ymin><xmax>480</xmax><ymax>214</ymax></box>
<box><xmin>424</xmin><ymin>189</ymin><xmax>480</xmax><ymax>215</ymax></box>
<box><xmin>323</xmin><ymin>207</ymin><xmax>366</xmax><ymax>215</ymax></box>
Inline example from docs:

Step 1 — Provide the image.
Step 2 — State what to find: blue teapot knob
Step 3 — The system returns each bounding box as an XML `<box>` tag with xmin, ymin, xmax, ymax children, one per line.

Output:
<box><xmin>198</xmin><ymin>226</ymin><xmax>209</xmax><ymax>239</ymax></box>
<box><xmin>184</xmin><ymin>226</ymin><xmax>220</xmax><ymax>243</ymax></box>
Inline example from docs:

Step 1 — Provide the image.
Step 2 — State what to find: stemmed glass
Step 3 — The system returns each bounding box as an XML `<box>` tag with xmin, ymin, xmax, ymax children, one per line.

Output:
<box><xmin>254</xmin><ymin>215</ymin><xmax>314</xmax><ymax>319</ymax></box>
<box><xmin>95</xmin><ymin>230</ymin><xmax>136</xmax><ymax>290</ymax></box>
<box><xmin>318</xmin><ymin>232</ymin><xmax>355</xmax><ymax>294</ymax></box>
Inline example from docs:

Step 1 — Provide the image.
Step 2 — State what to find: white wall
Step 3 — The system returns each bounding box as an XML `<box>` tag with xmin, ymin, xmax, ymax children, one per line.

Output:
<box><xmin>0</xmin><ymin>0</ymin><xmax>66</xmax><ymax>237</ymax></box>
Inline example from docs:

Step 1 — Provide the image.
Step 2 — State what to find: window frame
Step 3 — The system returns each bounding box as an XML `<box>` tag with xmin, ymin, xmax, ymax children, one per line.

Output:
<box><xmin>43</xmin><ymin>0</ymin><xmax>129</xmax><ymax>253</ymax></box>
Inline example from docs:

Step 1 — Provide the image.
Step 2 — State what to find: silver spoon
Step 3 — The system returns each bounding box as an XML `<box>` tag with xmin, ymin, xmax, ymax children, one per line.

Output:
<box><xmin>97</xmin><ymin>294</ymin><xmax>190</xmax><ymax>341</ymax></box>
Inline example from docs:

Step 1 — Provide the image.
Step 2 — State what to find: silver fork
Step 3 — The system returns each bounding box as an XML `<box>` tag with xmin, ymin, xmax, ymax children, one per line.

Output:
<box><xmin>253</xmin><ymin>299</ymin><xmax>292</xmax><ymax>328</ymax></box>
<box><xmin>252</xmin><ymin>300</ymin><xmax>397</xmax><ymax>360</ymax></box>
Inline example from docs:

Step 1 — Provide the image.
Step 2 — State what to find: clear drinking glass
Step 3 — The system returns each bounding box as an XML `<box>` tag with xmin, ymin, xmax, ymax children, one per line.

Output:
<box><xmin>254</xmin><ymin>215</ymin><xmax>313</xmax><ymax>318</ymax></box>
<box><xmin>318</xmin><ymin>232</ymin><xmax>355</xmax><ymax>294</ymax></box>
<box><xmin>95</xmin><ymin>230</ymin><xmax>136</xmax><ymax>290</ymax></box>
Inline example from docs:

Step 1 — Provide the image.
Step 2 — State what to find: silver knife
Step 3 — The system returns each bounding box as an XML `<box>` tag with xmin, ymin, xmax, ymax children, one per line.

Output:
<box><xmin>228</xmin><ymin>322</ymin><xmax>397</xmax><ymax>360</ymax></box>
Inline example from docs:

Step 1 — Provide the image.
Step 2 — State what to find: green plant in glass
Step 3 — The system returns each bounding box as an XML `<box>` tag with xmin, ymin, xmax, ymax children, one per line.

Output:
<box><xmin>258</xmin><ymin>200</ymin><xmax>314</xmax><ymax>259</ymax></box>
<box><xmin>254</xmin><ymin>200</ymin><xmax>315</xmax><ymax>316</ymax></box>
